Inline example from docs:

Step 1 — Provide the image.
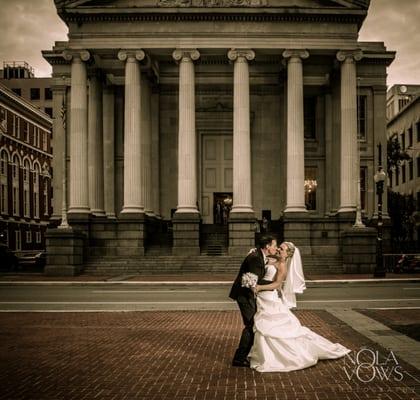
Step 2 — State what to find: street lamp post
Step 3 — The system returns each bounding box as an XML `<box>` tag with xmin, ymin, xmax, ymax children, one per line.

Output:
<box><xmin>374</xmin><ymin>166</ymin><xmax>386</xmax><ymax>277</ymax></box>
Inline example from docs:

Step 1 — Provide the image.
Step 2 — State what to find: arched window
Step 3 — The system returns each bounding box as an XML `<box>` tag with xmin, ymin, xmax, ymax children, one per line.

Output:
<box><xmin>23</xmin><ymin>159</ymin><xmax>30</xmax><ymax>217</ymax></box>
<box><xmin>33</xmin><ymin>163</ymin><xmax>40</xmax><ymax>219</ymax></box>
<box><xmin>0</xmin><ymin>150</ymin><xmax>8</xmax><ymax>214</ymax></box>
<box><xmin>12</xmin><ymin>154</ymin><xmax>20</xmax><ymax>216</ymax></box>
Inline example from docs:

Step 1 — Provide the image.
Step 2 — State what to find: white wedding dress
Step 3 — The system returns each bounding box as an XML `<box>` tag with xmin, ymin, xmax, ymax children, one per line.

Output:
<box><xmin>248</xmin><ymin>264</ymin><xmax>351</xmax><ymax>372</ymax></box>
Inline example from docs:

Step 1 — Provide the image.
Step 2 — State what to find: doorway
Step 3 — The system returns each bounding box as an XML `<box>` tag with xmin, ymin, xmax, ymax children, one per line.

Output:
<box><xmin>201</xmin><ymin>134</ymin><xmax>233</xmax><ymax>224</ymax></box>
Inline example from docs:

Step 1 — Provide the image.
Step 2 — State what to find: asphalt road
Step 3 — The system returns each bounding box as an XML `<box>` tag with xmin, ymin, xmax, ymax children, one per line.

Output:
<box><xmin>0</xmin><ymin>281</ymin><xmax>419</xmax><ymax>311</ymax></box>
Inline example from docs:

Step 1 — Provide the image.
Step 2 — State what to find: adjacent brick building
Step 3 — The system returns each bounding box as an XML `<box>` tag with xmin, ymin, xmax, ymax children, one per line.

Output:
<box><xmin>0</xmin><ymin>82</ymin><xmax>53</xmax><ymax>250</ymax></box>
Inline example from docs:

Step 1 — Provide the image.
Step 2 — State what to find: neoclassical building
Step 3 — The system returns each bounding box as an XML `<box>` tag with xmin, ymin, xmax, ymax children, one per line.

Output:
<box><xmin>43</xmin><ymin>0</ymin><xmax>395</xmax><ymax>275</ymax></box>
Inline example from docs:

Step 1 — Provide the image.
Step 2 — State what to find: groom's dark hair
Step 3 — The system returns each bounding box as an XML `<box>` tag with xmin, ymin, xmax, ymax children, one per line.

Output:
<box><xmin>258</xmin><ymin>235</ymin><xmax>276</xmax><ymax>249</ymax></box>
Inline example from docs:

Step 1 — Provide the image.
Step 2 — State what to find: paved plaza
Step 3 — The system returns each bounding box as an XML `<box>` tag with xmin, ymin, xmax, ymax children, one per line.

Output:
<box><xmin>1</xmin><ymin>309</ymin><xmax>419</xmax><ymax>400</ymax></box>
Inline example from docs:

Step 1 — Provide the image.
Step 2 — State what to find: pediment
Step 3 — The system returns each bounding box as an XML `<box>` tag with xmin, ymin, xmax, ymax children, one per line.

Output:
<box><xmin>55</xmin><ymin>0</ymin><xmax>369</xmax><ymax>9</ymax></box>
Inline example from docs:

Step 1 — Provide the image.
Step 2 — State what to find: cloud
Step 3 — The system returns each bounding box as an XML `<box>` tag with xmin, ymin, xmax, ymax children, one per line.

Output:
<box><xmin>0</xmin><ymin>0</ymin><xmax>67</xmax><ymax>77</ymax></box>
<box><xmin>359</xmin><ymin>0</ymin><xmax>420</xmax><ymax>86</ymax></box>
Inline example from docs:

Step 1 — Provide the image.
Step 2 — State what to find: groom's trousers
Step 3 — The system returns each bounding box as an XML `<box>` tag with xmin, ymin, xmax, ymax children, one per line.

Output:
<box><xmin>233</xmin><ymin>296</ymin><xmax>256</xmax><ymax>362</ymax></box>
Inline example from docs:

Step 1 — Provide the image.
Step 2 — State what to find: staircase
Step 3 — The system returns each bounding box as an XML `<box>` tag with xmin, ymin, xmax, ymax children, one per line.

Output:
<box><xmin>84</xmin><ymin>254</ymin><xmax>344</xmax><ymax>276</ymax></box>
<box><xmin>200</xmin><ymin>224</ymin><xmax>228</xmax><ymax>256</ymax></box>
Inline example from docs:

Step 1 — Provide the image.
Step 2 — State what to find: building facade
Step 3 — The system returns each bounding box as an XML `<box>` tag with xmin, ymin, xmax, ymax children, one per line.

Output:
<box><xmin>0</xmin><ymin>62</ymin><xmax>53</xmax><ymax>118</ymax></box>
<box><xmin>0</xmin><ymin>83</ymin><xmax>53</xmax><ymax>251</ymax></box>
<box><xmin>387</xmin><ymin>85</ymin><xmax>420</xmax><ymax>243</ymax></box>
<box><xmin>43</xmin><ymin>0</ymin><xmax>394</xmax><ymax>275</ymax></box>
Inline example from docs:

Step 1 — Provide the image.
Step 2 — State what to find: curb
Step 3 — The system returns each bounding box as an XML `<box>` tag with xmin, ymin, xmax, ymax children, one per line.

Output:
<box><xmin>0</xmin><ymin>278</ymin><xmax>419</xmax><ymax>286</ymax></box>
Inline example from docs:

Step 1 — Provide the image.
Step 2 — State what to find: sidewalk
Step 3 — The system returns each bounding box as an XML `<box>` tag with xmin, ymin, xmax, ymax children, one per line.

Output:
<box><xmin>1</xmin><ymin>309</ymin><xmax>419</xmax><ymax>400</ymax></box>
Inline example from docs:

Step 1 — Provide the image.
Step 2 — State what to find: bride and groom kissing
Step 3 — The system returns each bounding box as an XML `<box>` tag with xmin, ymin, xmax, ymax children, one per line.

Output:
<box><xmin>229</xmin><ymin>235</ymin><xmax>351</xmax><ymax>372</ymax></box>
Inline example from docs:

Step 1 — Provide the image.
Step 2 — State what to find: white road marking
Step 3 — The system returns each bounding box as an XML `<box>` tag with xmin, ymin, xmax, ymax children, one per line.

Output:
<box><xmin>367</xmin><ymin>307</ymin><xmax>420</xmax><ymax>310</ymax></box>
<box><xmin>91</xmin><ymin>290</ymin><xmax>207</xmax><ymax>294</ymax></box>
<box><xmin>299</xmin><ymin>298</ymin><xmax>420</xmax><ymax>303</ymax></box>
<box><xmin>0</xmin><ymin>301</ymin><xmax>233</xmax><ymax>304</ymax></box>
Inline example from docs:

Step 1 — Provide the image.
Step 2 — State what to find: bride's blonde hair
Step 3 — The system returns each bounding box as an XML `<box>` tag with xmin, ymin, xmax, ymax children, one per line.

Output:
<box><xmin>282</xmin><ymin>242</ymin><xmax>296</xmax><ymax>259</ymax></box>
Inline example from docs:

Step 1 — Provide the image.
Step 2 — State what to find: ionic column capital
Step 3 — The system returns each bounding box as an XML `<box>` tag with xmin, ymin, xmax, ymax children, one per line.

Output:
<box><xmin>63</xmin><ymin>49</ymin><xmax>91</xmax><ymax>62</ymax></box>
<box><xmin>172</xmin><ymin>49</ymin><xmax>200</xmax><ymax>63</ymax></box>
<box><xmin>282</xmin><ymin>49</ymin><xmax>309</xmax><ymax>61</ymax></box>
<box><xmin>117</xmin><ymin>49</ymin><xmax>146</xmax><ymax>62</ymax></box>
<box><xmin>336</xmin><ymin>49</ymin><xmax>363</xmax><ymax>63</ymax></box>
<box><xmin>227</xmin><ymin>48</ymin><xmax>255</xmax><ymax>62</ymax></box>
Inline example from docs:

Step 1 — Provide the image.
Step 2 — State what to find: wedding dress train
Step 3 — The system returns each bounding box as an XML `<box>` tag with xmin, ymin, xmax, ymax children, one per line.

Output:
<box><xmin>248</xmin><ymin>264</ymin><xmax>351</xmax><ymax>372</ymax></box>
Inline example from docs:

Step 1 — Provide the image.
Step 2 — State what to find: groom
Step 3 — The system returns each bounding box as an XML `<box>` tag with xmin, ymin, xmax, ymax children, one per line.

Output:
<box><xmin>229</xmin><ymin>235</ymin><xmax>278</xmax><ymax>367</ymax></box>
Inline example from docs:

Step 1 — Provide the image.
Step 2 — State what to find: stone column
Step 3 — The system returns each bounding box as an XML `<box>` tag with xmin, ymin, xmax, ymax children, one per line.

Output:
<box><xmin>226</xmin><ymin>49</ymin><xmax>255</xmax><ymax>255</ymax></box>
<box><xmin>117</xmin><ymin>49</ymin><xmax>146</xmax><ymax>256</ymax></box>
<box><xmin>88</xmin><ymin>73</ymin><xmax>105</xmax><ymax>216</ymax></box>
<box><xmin>282</xmin><ymin>49</ymin><xmax>309</xmax><ymax>214</ymax></box>
<box><xmin>141</xmin><ymin>76</ymin><xmax>153</xmax><ymax>216</ymax></box>
<box><xmin>151</xmin><ymin>88</ymin><xmax>161</xmax><ymax>217</ymax></box>
<box><xmin>118</xmin><ymin>50</ymin><xmax>145</xmax><ymax>215</ymax></box>
<box><xmin>63</xmin><ymin>50</ymin><xmax>90</xmax><ymax>215</ymax></box>
<box><xmin>172</xmin><ymin>49</ymin><xmax>200</xmax><ymax>214</ymax></box>
<box><xmin>172</xmin><ymin>49</ymin><xmax>200</xmax><ymax>256</ymax></box>
<box><xmin>336</xmin><ymin>50</ymin><xmax>363</xmax><ymax>215</ymax></box>
<box><xmin>227</xmin><ymin>49</ymin><xmax>255</xmax><ymax>214</ymax></box>
<box><xmin>50</xmin><ymin>84</ymin><xmax>66</xmax><ymax>221</ymax></box>
<box><xmin>282</xmin><ymin>50</ymin><xmax>311</xmax><ymax>255</ymax></box>
<box><xmin>103</xmin><ymin>85</ymin><xmax>115</xmax><ymax>218</ymax></box>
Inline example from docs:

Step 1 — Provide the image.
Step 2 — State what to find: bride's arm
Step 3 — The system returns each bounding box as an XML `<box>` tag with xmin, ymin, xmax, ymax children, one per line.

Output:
<box><xmin>255</xmin><ymin>261</ymin><xmax>286</xmax><ymax>292</ymax></box>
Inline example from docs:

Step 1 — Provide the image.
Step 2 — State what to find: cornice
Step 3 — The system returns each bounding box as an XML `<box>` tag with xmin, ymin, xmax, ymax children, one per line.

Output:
<box><xmin>61</xmin><ymin>12</ymin><xmax>362</xmax><ymax>24</ymax></box>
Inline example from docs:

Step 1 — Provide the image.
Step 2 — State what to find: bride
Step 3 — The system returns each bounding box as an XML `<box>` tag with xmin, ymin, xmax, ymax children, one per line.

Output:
<box><xmin>247</xmin><ymin>242</ymin><xmax>351</xmax><ymax>372</ymax></box>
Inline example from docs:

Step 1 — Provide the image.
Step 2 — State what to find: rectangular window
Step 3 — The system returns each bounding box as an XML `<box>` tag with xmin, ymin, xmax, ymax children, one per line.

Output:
<box><xmin>417</xmin><ymin>192</ymin><xmax>420</xmax><ymax>212</ymax></box>
<box><xmin>12</xmin><ymin>88</ymin><xmax>21</xmax><ymax>96</ymax></box>
<box><xmin>417</xmin><ymin>157</ymin><xmax>420</xmax><ymax>178</ymax></box>
<box><xmin>0</xmin><ymin>107</ymin><xmax>7</xmax><ymax>132</ymax></box>
<box><xmin>402</xmin><ymin>164</ymin><xmax>406</xmax><ymax>183</ymax></box>
<box><xmin>0</xmin><ymin>184</ymin><xmax>7</xmax><ymax>213</ymax></box>
<box><xmin>389</xmin><ymin>170</ymin><xmax>393</xmax><ymax>188</ymax></box>
<box><xmin>357</xmin><ymin>95</ymin><xmax>367</xmax><ymax>140</ymax></box>
<box><xmin>360</xmin><ymin>167</ymin><xmax>367</xmax><ymax>210</ymax></box>
<box><xmin>409</xmin><ymin>160</ymin><xmax>414</xmax><ymax>180</ymax></box>
<box><xmin>15</xmin><ymin>231</ymin><xmax>21</xmax><ymax>251</ymax></box>
<box><xmin>396</xmin><ymin>167</ymin><xmax>400</xmax><ymax>186</ymax></box>
<box><xmin>24</xmin><ymin>189</ymin><xmax>30</xmax><ymax>217</ymax></box>
<box><xmin>400</xmin><ymin>132</ymin><xmax>405</xmax><ymax>150</ymax></box>
<box><xmin>30</xmin><ymin>88</ymin><xmax>40</xmax><ymax>100</ymax></box>
<box><xmin>44</xmin><ymin>107</ymin><xmax>53</xmax><ymax>118</ymax></box>
<box><xmin>304</xmin><ymin>167</ymin><xmax>317</xmax><ymax>210</ymax></box>
<box><xmin>42</xmin><ymin>131</ymin><xmax>48</xmax><ymax>151</ymax></box>
<box><xmin>13</xmin><ymin>187</ymin><xmax>18</xmax><ymax>215</ymax></box>
<box><xmin>417</xmin><ymin>121</ymin><xmax>420</xmax><ymax>142</ymax></box>
<box><xmin>408</xmin><ymin>127</ymin><xmax>413</xmax><ymax>148</ymax></box>
<box><xmin>23</xmin><ymin>121</ymin><xmax>29</xmax><ymax>142</ymax></box>
<box><xmin>44</xmin><ymin>88</ymin><xmax>52</xmax><ymax>100</ymax></box>
<box><xmin>26</xmin><ymin>231</ymin><xmax>32</xmax><ymax>243</ymax></box>
<box><xmin>304</xmin><ymin>97</ymin><xmax>316</xmax><ymax>139</ymax></box>
<box><xmin>36</xmin><ymin>231</ymin><xmax>41</xmax><ymax>244</ymax></box>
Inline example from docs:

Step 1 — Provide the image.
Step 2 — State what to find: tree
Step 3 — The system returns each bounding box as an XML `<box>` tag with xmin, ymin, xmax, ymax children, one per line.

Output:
<box><xmin>387</xmin><ymin>136</ymin><xmax>410</xmax><ymax>175</ymax></box>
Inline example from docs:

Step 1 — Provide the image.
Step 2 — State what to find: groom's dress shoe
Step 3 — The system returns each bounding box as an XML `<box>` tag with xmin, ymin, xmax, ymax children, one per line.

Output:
<box><xmin>232</xmin><ymin>359</ymin><xmax>250</xmax><ymax>367</ymax></box>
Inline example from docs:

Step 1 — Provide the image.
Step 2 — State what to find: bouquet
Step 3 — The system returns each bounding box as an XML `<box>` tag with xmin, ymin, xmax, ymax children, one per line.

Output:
<box><xmin>241</xmin><ymin>272</ymin><xmax>258</xmax><ymax>289</ymax></box>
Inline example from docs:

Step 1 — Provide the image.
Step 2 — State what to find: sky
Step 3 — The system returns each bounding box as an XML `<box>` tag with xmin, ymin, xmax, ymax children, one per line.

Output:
<box><xmin>0</xmin><ymin>0</ymin><xmax>419</xmax><ymax>87</ymax></box>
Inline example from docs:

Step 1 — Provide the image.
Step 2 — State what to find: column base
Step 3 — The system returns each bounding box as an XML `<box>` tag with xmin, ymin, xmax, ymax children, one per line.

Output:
<box><xmin>172</xmin><ymin>212</ymin><xmax>200</xmax><ymax>256</ymax></box>
<box><xmin>283</xmin><ymin>206</ymin><xmax>308</xmax><ymax>214</ymax></box>
<box><xmin>283</xmin><ymin>213</ymin><xmax>311</xmax><ymax>255</ymax></box>
<box><xmin>45</xmin><ymin>227</ymin><xmax>85</xmax><ymax>276</ymax></box>
<box><xmin>116</xmin><ymin>215</ymin><xmax>145</xmax><ymax>256</ymax></box>
<box><xmin>228</xmin><ymin>212</ymin><xmax>255</xmax><ymax>256</ymax></box>
<box><xmin>342</xmin><ymin>226</ymin><xmax>377</xmax><ymax>273</ymax></box>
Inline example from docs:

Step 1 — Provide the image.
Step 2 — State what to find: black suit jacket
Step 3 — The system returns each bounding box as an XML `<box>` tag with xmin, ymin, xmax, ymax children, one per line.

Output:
<box><xmin>229</xmin><ymin>248</ymin><xmax>270</xmax><ymax>302</ymax></box>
